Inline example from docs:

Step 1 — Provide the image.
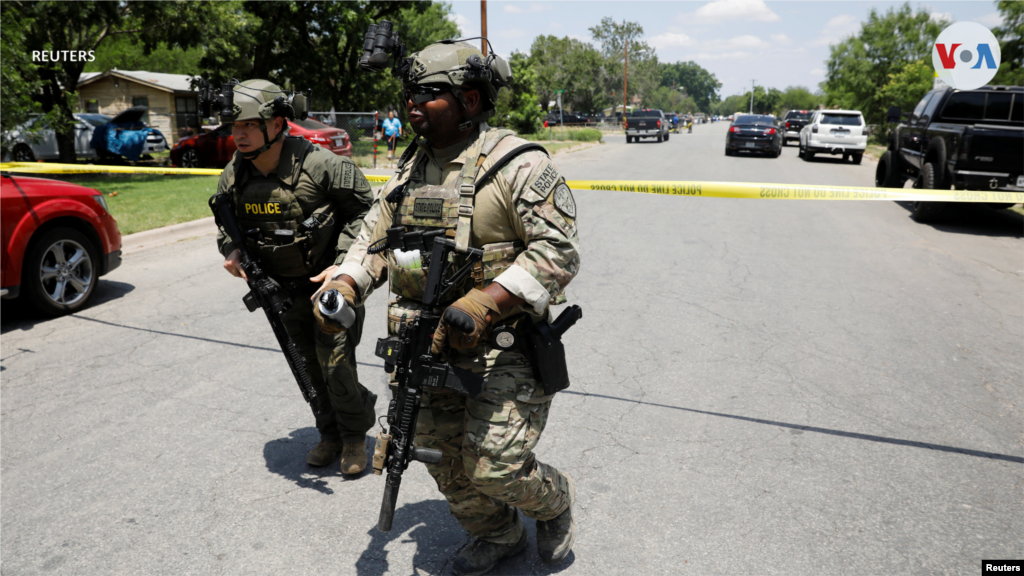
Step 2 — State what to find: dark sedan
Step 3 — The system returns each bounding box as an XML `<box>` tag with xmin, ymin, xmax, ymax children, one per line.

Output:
<box><xmin>724</xmin><ymin>115</ymin><xmax>782</xmax><ymax>158</ymax></box>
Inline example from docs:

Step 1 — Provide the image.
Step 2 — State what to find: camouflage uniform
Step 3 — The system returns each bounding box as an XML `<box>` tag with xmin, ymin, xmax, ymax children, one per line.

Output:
<box><xmin>337</xmin><ymin>122</ymin><xmax>580</xmax><ymax>543</ymax></box>
<box><xmin>216</xmin><ymin>136</ymin><xmax>377</xmax><ymax>443</ymax></box>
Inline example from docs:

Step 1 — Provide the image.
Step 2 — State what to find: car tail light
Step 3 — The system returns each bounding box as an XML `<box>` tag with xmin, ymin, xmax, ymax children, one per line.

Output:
<box><xmin>729</xmin><ymin>126</ymin><xmax>740</xmax><ymax>133</ymax></box>
<box><xmin>786</xmin><ymin>122</ymin><xmax>790</xmax><ymax>129</ymax></box>
<box><xmin>308</xmin><ymin>134</ymin><xmax>330</xmax><ymax>144</ymax></box>
<box><xmin>811</xmin><ymin>125</ymin><xmax>818</xmax><ymax>133</ymax></box>
<box><xmin>656</xmin><ymin>120</ymin><xmax>661</xmax><ymax>128</ymax></box>
<box><xmin>764</xmin><ymin>128</ymin><xmax>776</xmax><ymax>135</ymax></box>
<box><xmin>624</xmin><ymin>120</ymin><xmax>629</xmax><ymax>129</ymax></box>
<box><xmin>544</xmin><ymin>120</ymin><xmax>549</xmax><ymax>128</ymax></box>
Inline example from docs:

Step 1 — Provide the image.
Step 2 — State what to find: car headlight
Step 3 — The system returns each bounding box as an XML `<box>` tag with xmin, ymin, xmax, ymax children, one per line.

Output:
<box><xmin>93</xmin><ymin>194</ymin><xmax>109</xmax><ymax>213</ymax></box>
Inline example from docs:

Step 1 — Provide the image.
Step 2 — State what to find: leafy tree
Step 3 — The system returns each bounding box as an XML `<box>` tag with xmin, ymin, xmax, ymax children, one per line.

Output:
<box><xmin>644</xmin><ymin>86</ymin><xmax>697</xmax><ymax>114</ymax></box>
<box><xmin>0</xmin><ymin>2</ymin><xmax>55</xmax><ymax>157</ymax></box>
<box><xmin>84</xmin><ymin>37</ymin><xmax>203</xmax><ymax>75</ymax></box>
<box><xmin>529</xmin><ymin>35</ymin><xmax>606</xmax><ymax>113</ymax></box>
<box><xmin>492</xmin><ymin>52</ymin><xmax>543</xmax><ymax>134</ymax></box>
<box><xmin>821</xmin><ymin>3</ymin><xmax>943</xmax><ymax>125</ymax></box>
<box><xmin>589</xmin><ymin>18</ymin><xmax>660</xmax><ymax>109</ymax></box>
<box><xmin>776</xmin><ymin>86</ymin><xmax>823</xmax><ymax>114</ymax></box>
<box><xmin>9</xmin><ymin>1</ymin><xmax>220</xmax><ymax>162</ymax></box>
<box><xmin>658</xmin><ymin>61</ymin><xmax>722</xmax><ymax>114</ymax></box>
<box><xmin>714</xmin><ymin>93</ymin><xmax>752</xmax><ymax>116</ymax></box>
<box><xmin>877</xmin><ymin>60</ymin><xmax>933</xmax><ymax>123</ymax></box>
<box><xmin>992</xmin><ymin>0</ymin><xmax>1023</xmax><ymax>86</ymax></box>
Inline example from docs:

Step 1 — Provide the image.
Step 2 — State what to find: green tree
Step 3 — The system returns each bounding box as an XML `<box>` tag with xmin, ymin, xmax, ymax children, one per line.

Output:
<box><xmin>714</xmin><ymin>93</ymin><xmax>752</xmax><ymax>116</ymax></box>
<box><xmin>529</xmin><ymin>35</ymin><xmax>606</xmax><ymax>113</ymax></box>
<box><xmin>589</xmin><ymin>18</ymin><xmax>660</xmax><ymax>109</ymax></box>
<box><xmin>84</xmin><ymin>37</ymin><xmax>203</xmax><ymax>75</ymax></box>
<box><xmin>1</xmin><ymin>2</ymin><xmax>53</xmax><ymax>157</ymax></box>
<box><xmin>10</xmin><ymin>1</ymin><xmax>220</xmax><ymax>162</ymax></box>
<box><xmin>658</xmin><ymin>61</ymin><xmax>722</xmax><ymax>114</ymax></box>
<box><xmin>877</xmin><ymin>60</ymin><xmax>934</xmax><ymax>123</ymax></box>
<box><xmin>644</xmin><ymin>86</ymin><xmax>696</xmax><ymax>114</ymax></box>
<box><xmin>821</xmin><ymin>3</ymin><xmax>943</xmax><ymax>126</ymax></box>
<box><xmin>492</xmin><ymin>51</ymin><xmax>543</xmax><ymax>134</ymax></box>
<box><xmin>777</xmin><ymin>86</ymin><xmax>823</xmax><ymax>114</ymax></box>
<box><xmin>992</xmin><ymin>0</ymin><xmax>1023</xmax><ymax>86</ymax></box>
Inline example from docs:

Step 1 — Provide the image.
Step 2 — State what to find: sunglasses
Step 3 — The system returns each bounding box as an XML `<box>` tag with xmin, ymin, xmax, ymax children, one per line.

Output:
<box><xmin>404</xmin><ymin>84</ymin><xmax>451</xmax><ymax>105</ymax></box>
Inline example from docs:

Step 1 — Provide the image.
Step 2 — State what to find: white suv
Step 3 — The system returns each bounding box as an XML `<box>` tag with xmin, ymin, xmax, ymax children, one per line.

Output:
<box><xmin>798</xmin><ymin>109</ymin><xmax>867</xmax><ymax>164</ymax></box>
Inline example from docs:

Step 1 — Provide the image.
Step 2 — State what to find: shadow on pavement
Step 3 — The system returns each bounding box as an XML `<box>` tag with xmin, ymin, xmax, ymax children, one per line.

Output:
<box><xmin>355</xmin><ymin>499</ymin><xmax>463</xmax><ymax>576</ymax></box>
<box><xmin>563</xmin><ymin>390</ymin><xmax>1024</xmax><ymax>464</ymax></box>
<box><xmin>263</xmin><ymin>429</ymin><xmax>376</xmax><ymax>495</ymax></box>
<box><xmin>894</xmin><ymin>201</ymin><xmax>1024</xmax><ymax>238</ymax></box>
<box><xmin>0</xmin><ymin>280</ymin><xmax>135</xmax><ymax>334</ymax></box>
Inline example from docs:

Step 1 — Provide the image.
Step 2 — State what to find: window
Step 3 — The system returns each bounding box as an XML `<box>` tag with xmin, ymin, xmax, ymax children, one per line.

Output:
<box><xmin>984</xmin><ymin>92</ymin><xmax>1013</xmax><ymax>121</ymax></box>
<box><xmin>941</xmin><ymin>91</ymin><xmax>985</xmax><ymax>120</ymax></box>
<box><xmin>1012</xmin><ymin>95</ymin><xmax>1023</xmax><ymax>123</ymax></box>
<box><xmin>131</xmin><ymin>96</ymin><xmax>150</xmax><ymax>124</ymax></box>
<box><xmin>820</xmin><ymin>114</ymin><xmax>863</xmax><ymax>126</ymax></box>
<box><xmin>85</xmin><ymin>99</ymin><xmax>99</xmax><ymax>113</ymax></box>
<box><xmin>911</xmin><ymin>93</ymin><xmax>933</xmax><ymax>121</ymax></box>
<box><xmin>175</xmin><ymin>97</ymin><xmax>197</xmax><ymax>113</ymax></box>
<box><xmin>921</xmin><ymin>92</ymin><xmax>943</xmax><ymax>121</ymax></box>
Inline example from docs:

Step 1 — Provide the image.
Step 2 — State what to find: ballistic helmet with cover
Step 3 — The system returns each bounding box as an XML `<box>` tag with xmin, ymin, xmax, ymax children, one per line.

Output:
<box><xmin>402</xmin><ymin>41</ymin><xmax>513</xmax><ymax>130</ymax></box>
<box><xmin>224</xmin><ymin>79</ymin><xmax>295</xmax><ymax>160</ymax></box>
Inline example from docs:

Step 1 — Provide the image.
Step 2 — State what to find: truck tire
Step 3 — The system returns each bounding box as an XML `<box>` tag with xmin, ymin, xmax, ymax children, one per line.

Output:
<box><xmin>12</xmin><ymin>144</ymin><xmax>35</xmax><ymax>162</ymax></box>
<box><xmin>912</xmin><ymin>162</ymin><xmax>950</xmax><ymax>223</ymax></box>
<box><xmin>875</xmin><ymin>151</ymin><xmax>901</xmax><ymax>188</ymax></box>
<box><xmin>657</xmin><ymin>132</ymin><xmax>664</xmax><ymax>143</ymax></box>
<box><xmin>24</xmin><ymin>227</ymin><xmax>99</xmax><ymax>316</ymax></box>
<box><xmin>852</xmin><ymin>153</ymin><xmax>863</xmax><ymax>165</ymax></box>
<box><xmin>665</xmin><ymin>132</ymin><xmax>669</xmax><ymax>142</ymax></box>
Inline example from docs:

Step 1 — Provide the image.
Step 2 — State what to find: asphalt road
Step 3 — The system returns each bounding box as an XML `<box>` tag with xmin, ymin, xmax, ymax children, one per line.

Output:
<box><xmin>2</xmin><ymin>122</ymin><xmax>1022</xmax><ymax>575</ymax></box>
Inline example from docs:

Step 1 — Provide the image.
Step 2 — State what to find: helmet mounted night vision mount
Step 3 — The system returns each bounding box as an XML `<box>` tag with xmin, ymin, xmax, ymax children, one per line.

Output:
<box><xmin>197</xmin><ymin>78</ymin><xmax>311</xmax><ymax>160</ymax></box>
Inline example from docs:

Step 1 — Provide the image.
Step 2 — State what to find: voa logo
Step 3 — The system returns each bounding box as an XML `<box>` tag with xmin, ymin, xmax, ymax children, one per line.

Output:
<box><xmin>933</xmin><ymin>22</ymin><xmax>1001</xmax><ymax>90</ymax></box>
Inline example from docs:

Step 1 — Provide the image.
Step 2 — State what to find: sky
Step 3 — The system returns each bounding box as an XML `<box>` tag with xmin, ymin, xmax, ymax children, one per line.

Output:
<box><xmin>445</xmin><ymin>0</ymin><xmax>1006</xmax><ymax>98</ymax></box>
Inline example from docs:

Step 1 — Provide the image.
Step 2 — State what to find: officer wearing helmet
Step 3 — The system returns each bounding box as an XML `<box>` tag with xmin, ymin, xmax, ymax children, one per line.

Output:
<box><xmin>320</xmin><ymin>38</ymin><xmax>581</xmax><ymax>574</ymax></box>
<box><xmin>213</xmin><ymin>79</ymin><xmax>378</xmax><ymax>474</ymax></box>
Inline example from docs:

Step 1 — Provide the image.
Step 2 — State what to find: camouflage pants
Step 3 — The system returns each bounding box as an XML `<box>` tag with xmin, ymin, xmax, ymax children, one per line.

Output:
<box><xmin>415</xmin><ymin>347</ymin><xmax>571</xmax><ymax>544</ymax></box>
<box><xmin>282</xmin><ymin>289</ymin><xmax>377</xmax><ymax>443</ymax></box>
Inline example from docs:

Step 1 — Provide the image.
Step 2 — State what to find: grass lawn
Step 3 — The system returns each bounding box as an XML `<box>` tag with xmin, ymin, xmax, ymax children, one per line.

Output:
<box><xmin>69</xmin><ymin>175</ymin><xmax>220</xmax><ymax>235</ymax></box>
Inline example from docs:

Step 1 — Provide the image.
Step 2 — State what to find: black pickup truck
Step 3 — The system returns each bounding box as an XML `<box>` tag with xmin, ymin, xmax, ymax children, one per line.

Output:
<box><xmin>781</xmin><ymin>110</ymin><xmax>813</xmax><ymax>146</ymax></box>
<box><xmin>875</xmin><ymin>85</ymin><xmax>1024</xmax><ymax>222</ymax></box>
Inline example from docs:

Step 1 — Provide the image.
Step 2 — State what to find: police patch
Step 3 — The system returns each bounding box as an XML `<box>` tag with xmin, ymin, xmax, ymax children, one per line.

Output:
<box><xmin>530</xmin><ymin>163</ymin><xmax>560</xmax><ymax>198</ymax></box>
<box><xmin>413</xmin><ymin>198</ymin><xmax>444</xmax><ymax>219</ymax></box>
<box><xmin>342</xmin><ymin>162</ymin><xmax>355</xmax><ymax>189</ymax></box>
<box><xmin>231</xmin><ymin>104</ymin><xmax>242</xmax><ymax>117</ymax></box>
<box><xmin>552</xmin><ymin>183</ymin><xmax>576</xmax><ymax>218</ymax></box>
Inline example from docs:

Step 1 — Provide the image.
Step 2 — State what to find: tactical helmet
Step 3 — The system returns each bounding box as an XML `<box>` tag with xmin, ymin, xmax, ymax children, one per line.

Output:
<box><xmin>225</xmin><ymin>79</ymin><xmax>294</xmax><ymax>123</ymax></box>
<box><xmin>402</xmin><ymin>41</ymin><xmax>513</xmax><ymax>129</ymax></box>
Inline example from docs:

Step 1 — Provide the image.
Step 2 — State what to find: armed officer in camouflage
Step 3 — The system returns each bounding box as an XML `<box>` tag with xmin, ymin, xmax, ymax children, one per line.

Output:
<box><xmin>214</xmin><ymin>79</ymin><xmax>377</xmax><ymax>474</ymax></box>
<box><xmin>318</xmin><ymin>40</ymin><xmax>581</xmax><ymax>574</ymax></box>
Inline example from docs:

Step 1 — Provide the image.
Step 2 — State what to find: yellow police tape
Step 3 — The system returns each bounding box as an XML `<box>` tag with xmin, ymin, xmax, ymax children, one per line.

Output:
<box><xmin>3</xmin><ymin>162</ymin><xmax>1022</xmax><ymax>204</ymax></box>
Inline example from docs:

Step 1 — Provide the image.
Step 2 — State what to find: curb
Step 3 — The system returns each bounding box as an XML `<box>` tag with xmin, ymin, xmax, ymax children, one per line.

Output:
<box><xmin>120</xmin><ymin>216</ymin><xmax>217</xmax><ymax>256</ymax></box>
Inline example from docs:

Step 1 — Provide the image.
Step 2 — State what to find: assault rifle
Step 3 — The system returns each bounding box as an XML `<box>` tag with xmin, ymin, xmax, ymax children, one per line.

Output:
<box><xmin>209</xmin><ymin>192</ymin><xmax>325</xmax><ymax>416</ymax></box>
<box><xmin>371</xmin><ymin>231</ymin><xmax>486</xmax><ymax>532</ymax></box>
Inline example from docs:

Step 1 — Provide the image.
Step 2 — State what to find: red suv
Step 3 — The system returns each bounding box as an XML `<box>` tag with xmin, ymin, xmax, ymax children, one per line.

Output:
<box><xmin>1</xmin><ymin>174</ymin><xmax>122</xmax><ymax>316</ymax></box>
<box><xmin>171</xmin><ymin>118</ymin><xmax>353</xmax><ymax>168</ymax></box>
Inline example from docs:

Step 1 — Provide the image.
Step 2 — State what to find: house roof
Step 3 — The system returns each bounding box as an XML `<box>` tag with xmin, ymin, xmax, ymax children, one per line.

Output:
<box><xmin>79</xmin><ymin>70</ymin><xmax>197</xmax><ymax>93</ymax></box>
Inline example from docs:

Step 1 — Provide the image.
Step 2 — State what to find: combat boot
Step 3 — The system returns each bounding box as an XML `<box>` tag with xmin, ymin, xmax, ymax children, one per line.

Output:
<box><xmin>452</xmin><ymin>529</ymin><xmax>527</xmax><ymax>576</ymax></box>
<box><xmin>340</xmin><ymin>441</ymin><xmax>367</xmax><ymax>475</ymax></box>
<box><xmin>536</xmin><ymin>472</ymin><xmax>576</xmax><ymax>564</ymax></box>
<box><xmin>306</xmin><ymin>438</ymin><xmax>343</xmax><ymax>467</ymax></box>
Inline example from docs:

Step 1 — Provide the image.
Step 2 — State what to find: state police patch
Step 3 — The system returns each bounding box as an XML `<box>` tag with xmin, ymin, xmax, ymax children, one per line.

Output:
<box><xmin>552</xmin><ymin>183</ymin><xmax>576</xmax><ymax>218</ymax></box>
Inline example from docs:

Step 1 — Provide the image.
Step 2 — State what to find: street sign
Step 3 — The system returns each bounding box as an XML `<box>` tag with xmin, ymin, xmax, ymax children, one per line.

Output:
<box><xmin>555</xmin><ymin>89</ymin><xmax>565</xmax><ymax>94</ymax></box>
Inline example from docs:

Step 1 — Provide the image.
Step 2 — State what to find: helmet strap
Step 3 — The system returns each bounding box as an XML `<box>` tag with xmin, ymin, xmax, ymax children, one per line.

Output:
<box><xmin>240</xmin><ymin>118</ymin><xmax>284</xmax><ymax>160</ymax></box>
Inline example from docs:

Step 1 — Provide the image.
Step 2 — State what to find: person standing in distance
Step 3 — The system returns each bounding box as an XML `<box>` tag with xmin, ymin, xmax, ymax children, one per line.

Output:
<box><xmin>318</xmin><ymin>40</ymin><xmax>581</xmax><ymax>575</ymax></box>
<box><xmin>214</xmin><ymin>79</ymin><xmax>377</xmax><ymax>474</ymax></box>
<box><xmin>383</xmin><ymin>110</ymin><xmax>403</xmax><ymax>163</ymax></box>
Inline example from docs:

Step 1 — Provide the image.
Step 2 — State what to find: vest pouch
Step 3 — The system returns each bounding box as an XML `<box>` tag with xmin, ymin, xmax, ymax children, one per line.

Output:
<box><xmin>472</xmin><ymin>241</ymin><xmax>524</xmax><ymax>289</ymax></box>
<box><xmin>251</xmin><ymin>237</ymin><xmax>314</xmax><ymax>278</ymax></box>
<box><xmin>302</xmin><ymin>204</ymin><xmax>339</xmax><ymax>272</ymax></box>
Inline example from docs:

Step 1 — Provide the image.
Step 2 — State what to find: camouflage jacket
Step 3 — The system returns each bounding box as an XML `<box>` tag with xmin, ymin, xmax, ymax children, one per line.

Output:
<box><xmin>215</xmin><ymin>136</ymin><xmax>373</xmax><ymax>273</ymax></box>
<box><xmin>335</xmin><ymin>123</ymin><xmax>580</xmax><ymax>314</ymax></box>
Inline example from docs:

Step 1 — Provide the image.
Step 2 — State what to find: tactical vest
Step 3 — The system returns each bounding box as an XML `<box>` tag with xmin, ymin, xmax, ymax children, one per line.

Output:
<box><xmin>387</xmin><ymin>129</ymin><xmax>526</xmax><ymax>306</ymax></box>
<box><xmin>230</xmin><ymin>138</ymin><xmax>339</xmax><ymax>278</ymax></box>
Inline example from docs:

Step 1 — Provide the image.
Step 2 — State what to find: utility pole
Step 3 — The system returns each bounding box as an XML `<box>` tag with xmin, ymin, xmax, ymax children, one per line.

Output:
<box><xmin>481</xmin><ymin>1</ymin><xmax>488</xmax><ymax>56</ymax></box>
<box><xmin>749</xmin><ymin>79</ymin><xmax>755</xmax><ymax>114</ymax></box>
<box><xmin>623</xmin><ymin>41</ymin><xmax>628</xmax><ymax>127</ymax></box>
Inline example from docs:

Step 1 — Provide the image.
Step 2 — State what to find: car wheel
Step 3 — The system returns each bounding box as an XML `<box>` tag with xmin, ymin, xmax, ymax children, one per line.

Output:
<box><xmin>875</xmin><ymin>151</ymin><xmax>902</xmax><ymax>188</ymax></box>
<box><xmin>180</xmin><ymin>148</ymin><xmax>202</xmax><ymax>168</ymax></box>
<box><xmin>12</xmin><ymin>144</ymin><xmax>35</xmax><ymax>162</ymax></box>
<box><xmin>852</xmin><ymin>153</ymin><xmax>863</xmax><ymax>165</ymax></box>
<box><xmin>665</xmin><ymin>132</ymin><xmax>669</xmax><ymax>142</ymax></box>
<box><xmin>24</xmin><ymin>227</ymin><xmax>99</xmax><ymax>316</ymax></box>
<box><xmin>843</xmin><ymin>153</ymin><xmax>849</xmax><ymax>163</ymax></box>
<box><xmin>657</xmin><ymin>133</ymin><xmax>664</xmax><ymax>143</ymax></box>
<box><xmin>912</xmin><ymin>162</ymin><xmax>950</xmax><ymax>223</ymax></box>
<box><xmin>805</xmin><ymin>150</ymin><xmax>815</xmax><ymax>161</ymax></box>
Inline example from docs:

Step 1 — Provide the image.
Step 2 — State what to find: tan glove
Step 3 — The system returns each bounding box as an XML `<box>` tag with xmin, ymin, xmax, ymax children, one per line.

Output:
<box><xmin>430</xmin><ymin>289</ymin><xmax>500</xmax><ymax>353</ymax></box>
<box><xmin>313</xmin><ymin>281</ymin><xmax>358</xmax><ymax>334</ymax></box>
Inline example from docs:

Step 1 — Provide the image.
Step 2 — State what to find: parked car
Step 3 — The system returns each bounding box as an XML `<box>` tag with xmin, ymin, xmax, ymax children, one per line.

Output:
<box><xmin>6</xmin><ymin>113</ymin><xmax>114</xmax><ymax>162</ymax></box>
<box><xmin>876</xmin><ymin>84</ymin><xmax>1024</xmax><ymax>222</ymax></box>
<box><xmin>781</xmin><ymin>110</ymin><xmax>813</xmax><ymax>146</ymax></box>
<box><xmin>544</xmin><ymin>111</ymin><xmax>589</xmax><ymax>127</ymax></box>
<box><xmin>798</xmin><ymin>109</ymin><xmax>866</xmax><ymax>163</ymax></box>
<box><xmin>625</xmin><ymin>109</ymin><xmax>670</xmax><ymax>143</ymax></box>
<box><xmin>171</xmin><ymin>118</ymin><xmax>352</xmax><ymax>168</ymax></box>
<box><xmin>724</xmin><ymin>114</ymin><xmax>782</xmax><ymax>157</ymax></box>
<box><xmin>1</xmin><ymin>174</ymin><xmax>121</xmax><ymax>315</ymax></box>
